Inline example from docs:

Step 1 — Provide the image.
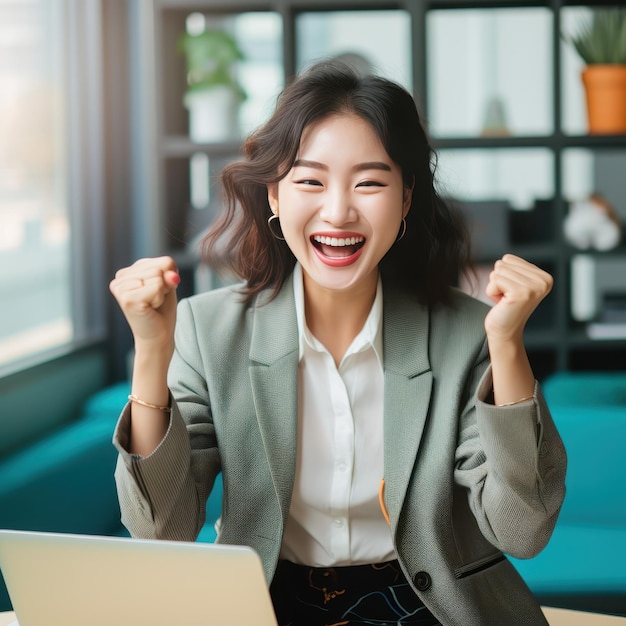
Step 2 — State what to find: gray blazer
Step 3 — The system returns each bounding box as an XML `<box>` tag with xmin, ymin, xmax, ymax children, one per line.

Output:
<box><xmin>114</xmin><ymin>273</ymin><xmax>566</xmax><ymax>625</ymax></box>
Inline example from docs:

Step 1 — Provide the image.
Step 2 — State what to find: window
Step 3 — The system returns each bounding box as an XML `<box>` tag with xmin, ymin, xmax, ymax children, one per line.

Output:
<box><xmin>426</xmin><ymin>8</ymin><xmax>553</xmax><ymax>138</ymax></box>
<box><xmin>0</xmin><ymin>0</ymin><xmax>104</xmax><ymax>370</ymax></box>
<box><xmin>296</xmin><ymin>10</ymin><xmax>412</xmax><ymax>90</ymax></box>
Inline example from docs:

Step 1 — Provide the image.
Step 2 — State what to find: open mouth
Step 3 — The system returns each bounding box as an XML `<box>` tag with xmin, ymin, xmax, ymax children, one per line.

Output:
<box><xmin>311</xmin><ymin>234</ymin><xmax>365</xmax><ymax>259</ymax></box>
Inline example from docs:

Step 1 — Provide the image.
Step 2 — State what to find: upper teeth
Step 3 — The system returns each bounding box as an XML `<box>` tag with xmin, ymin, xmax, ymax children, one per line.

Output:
<box><xmin>313</xmin><ymin>235</ymin><xmax>364</xmax><ymax>247</ymax></box>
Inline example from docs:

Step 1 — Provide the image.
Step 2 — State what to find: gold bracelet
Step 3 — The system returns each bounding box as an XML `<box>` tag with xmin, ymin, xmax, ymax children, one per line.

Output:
<box><xmin>128</xmin><ymin>394</ymin><xmax>171</xmax><ymax>413</ymax></box>
<box><xmin>497</xmin><ymin>395</ymin><xmax>534</xmax><ymax>407</ymax></box>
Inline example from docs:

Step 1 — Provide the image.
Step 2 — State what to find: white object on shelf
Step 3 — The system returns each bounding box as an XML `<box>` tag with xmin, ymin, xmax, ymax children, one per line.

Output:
<box><xmin>570</xmin><ymin>253</ymin><xmax>626</xmax><ymax>323</ymax></box>
<box><xmin>570</xmin><ymin>254</ymin><xmax>596</xmax><ymax>322</ymax></box>
<box><xmin>184</xmin><ymin>86</ymin><xmax>240</xmax><ymax>143</ymax></box>
<box><xmin>564</xmin><ymin>198</ymin><xmax>622</xmax><ymax>251</ymax></box>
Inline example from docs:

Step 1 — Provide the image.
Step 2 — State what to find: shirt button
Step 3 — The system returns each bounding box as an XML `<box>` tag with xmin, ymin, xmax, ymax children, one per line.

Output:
<box><xmin>334</xmin><ymin>519</ymin><xmax>344</xmax><ymax>527</ymax></box>
<box><xmin>338</xmin><ymin>464</ymin><xmax>347</xmax><ymax>472</ymax></box>
<box><xmin>413</xmin><ymin>571</ymin><xmax>432</xmax><ymax>591</ymax></box>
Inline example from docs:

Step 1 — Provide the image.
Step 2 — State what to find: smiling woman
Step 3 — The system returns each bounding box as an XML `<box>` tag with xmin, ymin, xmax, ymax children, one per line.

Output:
<box><xmin>204</xmin><ymin>62</ymin><xmax>467</xmax><ymax>308</ymax></box>
<box><xmin>109</xmin><ymin>60</ymin><xmax>565</xmax><ymax>626</ymax></box>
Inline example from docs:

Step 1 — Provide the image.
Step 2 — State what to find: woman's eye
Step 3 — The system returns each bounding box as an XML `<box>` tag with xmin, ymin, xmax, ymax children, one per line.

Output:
<box><xmin>357</xmin><ymin>180</ymin><xmax>385</xmax><ymax>187</ymax></box>
<box><xmin>297</xmin><ymin>179</ymin><xmax>322</xmax><ymax>186</ymax></box>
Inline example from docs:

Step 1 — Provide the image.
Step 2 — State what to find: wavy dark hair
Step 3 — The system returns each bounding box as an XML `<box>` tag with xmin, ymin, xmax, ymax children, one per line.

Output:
<box><xmin>201</xmin><ymin>60</ymin><xmax>470</xmax><ymax>305</ymax></box>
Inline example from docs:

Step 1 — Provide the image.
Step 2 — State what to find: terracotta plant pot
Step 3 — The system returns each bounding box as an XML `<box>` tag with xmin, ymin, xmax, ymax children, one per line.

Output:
<box><xmin>581</xmin><ymin>65</ymin><xmax>626</xmax><ymax>135</ymax></box>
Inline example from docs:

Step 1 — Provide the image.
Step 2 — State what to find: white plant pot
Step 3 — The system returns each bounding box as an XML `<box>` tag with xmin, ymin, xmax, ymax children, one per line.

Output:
<box><xmin>184</xmin><ymin>86</ymin><xmax>240</xmax><ymax>143</ymax></box>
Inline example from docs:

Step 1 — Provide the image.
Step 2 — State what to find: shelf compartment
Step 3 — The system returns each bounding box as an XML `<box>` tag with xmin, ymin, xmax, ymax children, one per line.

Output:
<box><xmin>426</xmin><ymin>6</ymin><xmax>553</xmax><ymax>138</ymax></box>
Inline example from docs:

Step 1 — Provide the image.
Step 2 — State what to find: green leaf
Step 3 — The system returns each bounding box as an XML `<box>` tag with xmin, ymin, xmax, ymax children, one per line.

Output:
<box><xmin>566</xmin><ymin>9</ymin><xmax>626</xmax><ymax>65</ymax></box>
<box><xmin>177</xmin><ymin>28</ymin><xmax>246</xmax><ymax>98</ymax></box>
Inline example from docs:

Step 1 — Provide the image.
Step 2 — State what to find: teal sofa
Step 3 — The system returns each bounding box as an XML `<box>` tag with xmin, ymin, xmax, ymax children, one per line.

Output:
<box><xmin>510</xmin><ymin>372</ymin><xmax>626</xmax><ymax>615</ymax></box>
<box><xmin>0</xmin><ymin>381</ymin><xmax>222</xmax><ymax>612</ymax></box>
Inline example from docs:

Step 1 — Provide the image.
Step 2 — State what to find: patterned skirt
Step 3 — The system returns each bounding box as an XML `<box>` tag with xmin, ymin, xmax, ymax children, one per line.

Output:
<box><xmin>269</xmin><ymin>559</ymin><xmax>442</xmax><ymax>626</ymax></box>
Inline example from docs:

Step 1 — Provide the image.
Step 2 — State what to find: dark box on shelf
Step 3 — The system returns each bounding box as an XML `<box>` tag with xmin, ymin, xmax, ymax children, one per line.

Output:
<box><xmin>509</xmin><ymin>198</ymin><xmax>555</xmax><ymax>245</ymax></box>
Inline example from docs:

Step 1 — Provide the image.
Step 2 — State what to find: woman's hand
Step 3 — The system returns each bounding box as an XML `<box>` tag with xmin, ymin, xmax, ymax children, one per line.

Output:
<box><xmin>109</xmin><ymin>256</ymin><xmax>180</xmax><ymax>357</ymax></box>
<box><xmin>484</xmin><ymin>254</ymin><xmax>553</xmax><ymax>344</ymax></box>
<box><xmin>110</xmin><ymin>256</ymin><xmax>180</xmax><ymax>456</ymax></box>
<box><xmin>483</xmin><ymin>255</ymin><xmax>553</xmax><ymax>406</ymax></box>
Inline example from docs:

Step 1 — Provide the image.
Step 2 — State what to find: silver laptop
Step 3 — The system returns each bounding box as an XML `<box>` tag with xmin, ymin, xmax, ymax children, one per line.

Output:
<box><xmin>0</xmin><ymin>529</ymin><xmax>278</xmax><ymax>626</ymax></box>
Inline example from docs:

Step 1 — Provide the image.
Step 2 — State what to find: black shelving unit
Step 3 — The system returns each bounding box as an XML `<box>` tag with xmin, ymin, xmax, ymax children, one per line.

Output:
<box><xmin>145</xmin><ymin>0</ymin><xmax>626</xmax><ymax>379</ymax></box>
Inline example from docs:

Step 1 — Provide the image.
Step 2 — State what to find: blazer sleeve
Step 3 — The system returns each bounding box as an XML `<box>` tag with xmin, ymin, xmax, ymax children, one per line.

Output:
<box><xmin>453</xmin><ymin>348</ymin><xmax>567</xmax><ymax>559</ymax></box>
<box><xmin>112</xmin><ymin>298</ymin><xmax>220</xmax><ymax>541</ymax></box>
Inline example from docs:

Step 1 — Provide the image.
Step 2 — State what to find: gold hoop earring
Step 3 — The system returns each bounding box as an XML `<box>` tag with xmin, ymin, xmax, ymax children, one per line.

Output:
<box><xmin>267</xmin><ymin>214</ymin><xmax>285</xmax><ymax>241</ymax></box>
<box><xmin>396</xmin><ymin>218</ymin><xmax>407</xmax><ymax>242</ymax></box>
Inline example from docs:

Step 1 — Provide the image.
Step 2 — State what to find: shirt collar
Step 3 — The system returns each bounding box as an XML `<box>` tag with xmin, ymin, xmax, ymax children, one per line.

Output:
<box><xmin>292</xmin><ymin>263</ymin><xmax>384</xmax><ymax>367</ymax></box>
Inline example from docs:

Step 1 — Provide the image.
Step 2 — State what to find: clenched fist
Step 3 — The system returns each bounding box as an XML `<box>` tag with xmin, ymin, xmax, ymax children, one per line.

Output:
<box><xmin>484</xmin><ymin>254</ymin><xmax>553</xmax><ymax>344</ymax></box>
<box><xmin>109</xmin><ymin>256</ymin><xmax>181</xmax><ymax>357</ymax></box>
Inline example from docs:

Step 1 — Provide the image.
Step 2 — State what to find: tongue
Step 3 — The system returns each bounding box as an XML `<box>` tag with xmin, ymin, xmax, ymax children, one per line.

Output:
<box><xmin>320</xmin><ymin>243</ymin><xmax>358</xmax><ymax>258</ymax></box>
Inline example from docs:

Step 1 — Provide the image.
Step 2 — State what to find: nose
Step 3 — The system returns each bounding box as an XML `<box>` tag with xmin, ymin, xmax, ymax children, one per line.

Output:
<box><xmin>318</xmin><ymin>188</ymin><xmax>356</xmax><ymax>226</ymax></box>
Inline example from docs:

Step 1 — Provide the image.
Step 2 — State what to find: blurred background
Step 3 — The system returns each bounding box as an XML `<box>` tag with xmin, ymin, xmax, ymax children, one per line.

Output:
<box><xmin>0</xmin><ymin>0</ymin><xmax>625</xmax><ymax>617</ymax></box>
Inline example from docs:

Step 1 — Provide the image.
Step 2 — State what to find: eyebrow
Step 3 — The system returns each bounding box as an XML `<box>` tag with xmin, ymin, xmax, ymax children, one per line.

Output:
<box><xmin>293</xmin><ymin>159</ymin><xmax>392</xmax><ymax>173</ymax></box>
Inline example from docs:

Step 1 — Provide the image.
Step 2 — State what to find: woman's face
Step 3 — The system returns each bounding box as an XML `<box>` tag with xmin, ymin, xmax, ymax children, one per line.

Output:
<box><xmin>268</xmin><ymin>113</ymin><xmax>412</xmax><ymax>299</ymax></box>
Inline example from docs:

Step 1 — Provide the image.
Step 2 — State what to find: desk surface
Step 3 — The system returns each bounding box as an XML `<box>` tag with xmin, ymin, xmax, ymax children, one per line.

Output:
<box><xmin>542</xmin><ymin>608</ymin><xmax>626</xmax><ymax>625</ymax></box>
<box><xmin>0</xmin><ymin>613</ymin><xmax>15</xmax><ymax>626</ymax></box>
<box><xmin>1</xmin><ymin>608</ymin><xmax>625</xmax><ymax>625</ymax></box>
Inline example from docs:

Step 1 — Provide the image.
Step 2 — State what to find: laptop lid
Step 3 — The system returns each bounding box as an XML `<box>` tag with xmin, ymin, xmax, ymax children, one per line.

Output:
<box><xmin>0</xmin><ymin>529</ymin><xmax>278</xmax><ymax>626</ymax></box>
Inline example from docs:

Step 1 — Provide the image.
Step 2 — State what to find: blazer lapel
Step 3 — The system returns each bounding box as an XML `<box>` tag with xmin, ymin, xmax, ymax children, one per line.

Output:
<box><xmin>248</xmin><ymin>275</ymin><xmax>300</xmax><ymax>522</ymax></box>
<box><xmin>245</xmin><ymin>277</ymin><xmax>434</xmax><ymax>531</ymax></box>
<box><xmin>382</xmin><ymin>287</ymin><xmax>434</xmax><ymax>531</ymax></box>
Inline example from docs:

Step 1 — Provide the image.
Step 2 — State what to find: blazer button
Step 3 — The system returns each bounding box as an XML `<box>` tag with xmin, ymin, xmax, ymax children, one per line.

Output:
<box><xmin>414</xmin><ymin>571</ymin><xmax>432</xmax><ymax>591</ymax></box>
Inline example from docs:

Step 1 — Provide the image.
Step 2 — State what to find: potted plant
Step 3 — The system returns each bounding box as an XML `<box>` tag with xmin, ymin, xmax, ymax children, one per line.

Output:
<box><xmin>566</xmin><ymin>8</ymin><xmax>626</xmax><ymax>134</ymax></box>
<box><xmin>178</xmin><ymin>28</ymin><xmax>246</xmax><ymax>143</ymax></box>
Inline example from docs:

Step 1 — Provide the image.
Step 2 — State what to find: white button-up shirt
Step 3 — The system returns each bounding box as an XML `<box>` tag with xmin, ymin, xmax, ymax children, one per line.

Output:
<box><xmin>280</xmin><ymin>264</ymin><xmax>395</xmax><ymax>566</ymax></box>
